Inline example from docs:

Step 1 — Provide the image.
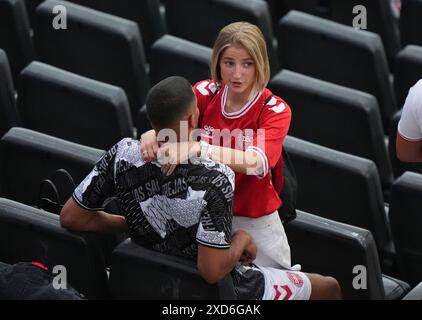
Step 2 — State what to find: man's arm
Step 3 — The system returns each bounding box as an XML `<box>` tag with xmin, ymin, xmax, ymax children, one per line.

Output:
<box><xmin>60</xmin><ymin>197</ymin><xmax>128</xmax><ymax>233</ymax></box>
<box><xmin>197</xmin><ymin>230</ymin><xmax>256</xmax><ymax>284</ymax></box>
<box><xmin>396</xmin><ymin>133</ymin><xmax>422</xmax><ymax>163</ymax></box>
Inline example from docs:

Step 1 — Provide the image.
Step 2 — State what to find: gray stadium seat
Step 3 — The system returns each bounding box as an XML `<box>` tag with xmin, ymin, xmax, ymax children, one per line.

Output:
<box><xmin>394</xmin><ymin>45</ymin><xmax>422</xmax><ymax>108</ymax></box>
<box><xmin>34</xmin><ymin>0</ymin><xmax>149</xmax><ymax>119</ymax></box>
<box><xmin>283</xmin><ymin>136</ymin><xmax>395</xmax><ymax>274</ymax></box>
<box><xmin>66</xmin><ymin>0</ymin><xmax>166</xmax><ymax>59</ymax></box>
<box><xmin>149</xmin><ymin>35</ymin><xmax>212</xmax><ymax>86</ymax></box>
<box><xmin>390</xmin><ymin>172</ymin><xmax>422</xmax><ymax>287</ymax></box>
<box><xmin>0</xmin><ymin>0</ymin><xmax>35</xmax><ymax>84</ymax></box>
<box><xmin>0</xmin><ymin>49</ymin><xmax>19</xmax><ymax>139</ymax></box>
<box><xmin>277</xmin><ymin>11</ymin><xmax>397</xmax><ymax>133</ymax></box>
<box><xmin>0</xmin><ymin>127</ymin><xmax>104</xmax><ymax>206</ymax></box>
<box><xmin>270</xmin><ymin>70</ymin><xmax>393</xmax><ymax>193</ymax></box>
<box><xmin>18</xmin><ymin>61</ymin><xmax>134</xmax><ymax>149</ymax></box>
<box><xmin>400</xmin><ymin>0</ymin><xmax>422</xmax><ymax>47</ymax></box>
<box><xmin>285</xmin><ymin>210</ymin><xmax>410</xmax><ymax>300</ymax></box>
<box><xmin>162</xmin><ymin>0</ymin><xmax>279</xmax><ymax>75</ymax></box>
<box><xmin>109</xmin><ymin>238</ymin><xmax>236</xmax><ymax>299</ymax></box>
<box><xmin>388</xmin><ymin>110</ymin><xmax>422</xmax><ymax>178</ymax></box>
<box><xmin>0</xmin><ymin>197</ymin><xmax>115</xmax><ymax>299</ymax></box>
<box><xmin>281</xmin><ymin>0</ymin><xmax>401</xmax><ymax>66</ymax></box>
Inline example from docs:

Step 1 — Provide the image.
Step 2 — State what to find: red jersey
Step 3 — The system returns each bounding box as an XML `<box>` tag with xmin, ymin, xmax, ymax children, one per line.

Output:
<box><xmin>194</xmin><ymin>80</ymin><xmax>292</xmax><ymax>218</ymax></box>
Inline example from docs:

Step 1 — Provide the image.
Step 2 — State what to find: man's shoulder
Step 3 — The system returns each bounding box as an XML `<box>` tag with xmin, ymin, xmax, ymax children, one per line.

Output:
<box><xmin>192</xmin><ymin>159</ymin><xmax>235</xmax><ymax>189</ymax></box>
<box><xmin>113</xmin><ymin>138</ymin><xmax>145</xmax><ymax>167</ymax></box>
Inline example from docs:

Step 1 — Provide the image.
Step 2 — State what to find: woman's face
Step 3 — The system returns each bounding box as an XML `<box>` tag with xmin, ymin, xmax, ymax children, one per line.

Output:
<box><xmin>219</xmin><ymin>45</ymin><xmax>256</xmax><ymax>98</ymax></box>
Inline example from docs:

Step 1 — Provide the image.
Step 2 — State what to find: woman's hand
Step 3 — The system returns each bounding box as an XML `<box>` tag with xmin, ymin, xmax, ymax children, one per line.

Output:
<box><xmin>157</xmin><ymin>141</ymin><xmax>200</xmax><ymax>175</ymax></box>
<box><xmin>140</xmin><ymin>130</ymin><xmax>159</xmax><ymax>161</ymax></box>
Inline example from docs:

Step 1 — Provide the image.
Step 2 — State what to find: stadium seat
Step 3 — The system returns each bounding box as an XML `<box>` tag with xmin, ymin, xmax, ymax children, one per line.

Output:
<box><xmin>0</xmin><ymin>0</ymin><xmax>35</xmax><ymax>85</ymax></box>
<box><xmin>281</xmin><ymin>0</ymin><xmax>401</xmax><ymax>66</ymax></box>
<box><xmin>22</xmin><ymin>0</ymin><xmax>43</xmax><ymax>27</ymax></box>
<box><xmin>66</xmin><ymin>0</ymin><xmax>166</xmax><ymax>59</ymax></box>
<box><xmin>0</xmin><ymin>49</ymin><xmax>19</xmax><ymax>139</ymax></box>
<box><xmin>149</xmin><ymin>35</ymin><xmax>212</xmax><ymax>86</ymax></box>
<box><xmin>388</xmin><ymin>110</ymin><xmax>422</xmax><ymax>178</ymax></box>
<box><xmin>277</xmin><ymin>11</ymin><xmax>397</xmax><ymax>133</ymax></box>
<box><xmin>394</xmin><ymin>45</ymin><xmax>422</xmax><ymax>108</ymax></box>
<box><xmin>0</xmin><ymin>198</ymin><xmax>116</xmax><ymax>299</ymax></box>
<box><xmin>135</xmin><ymin>105</ymin><xmax>152</xmax><ymax>138</ymax></box>
<box><xmin>283</xmin><ymin>136</ymin><xmax>395</xmax><ymax>274</ymax></box>
<box><xmin>390</xmin><ymin>172</ymin><xmax>422</xmax><ymax>287</ymax></box>
<box><xmin>403</xmin><ymin>281</ymin><xmax>422</xmax><ymax>300</ymax></box>
<box><xmin>109</xmin><ymin>238</ymin><xmax>236</xmax><ymax>299</ymax></box>
<box><xmin>400</xmin><ymin>0</ymin><xmax>422</xmax><ymax>47</ymax></box>
<box><xmin>0</xmin><ymin>127</ymin><xmax>104</xmax><ymax>206</ymax></box>
<box><xmin>34</xmin><ymin>0</ymin><xmax>149</xmax><ymax>119</ymax></box>
<box><xmin>270</xmin><ymin>70</ymin><xmax>393</xmax><ymax>193</ymax></box>
<box><xmin>162</xmin><ymin>0</ymin><xmax>279</xmax><ymax>75</ymax></box>
<box><xmin>18</xmin><ymin>61</ymin><xmax>134</xmax><ymax>149</ymax></box>
<box><xmin>285</xmin><ymin>210</ymin><xmax>410</xmax><ymax>300</ymax></box>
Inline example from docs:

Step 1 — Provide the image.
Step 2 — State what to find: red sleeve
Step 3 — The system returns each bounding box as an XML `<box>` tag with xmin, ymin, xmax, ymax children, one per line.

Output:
<box><xmin>193</xmin><ymin>80</ymin><xmax>218</xmax><ymax>118</ymax></box>
<box><xmin>247</xmin><ymin>95</ymin><xmax>291</xmax><ymax>177</ymax></box>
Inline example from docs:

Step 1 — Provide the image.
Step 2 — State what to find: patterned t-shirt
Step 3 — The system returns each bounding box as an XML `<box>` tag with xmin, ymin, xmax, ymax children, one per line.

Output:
<box><xmin>73</xmin><ymin>138</ymin><xmax>265</xmax><ymax>299</ymax></box>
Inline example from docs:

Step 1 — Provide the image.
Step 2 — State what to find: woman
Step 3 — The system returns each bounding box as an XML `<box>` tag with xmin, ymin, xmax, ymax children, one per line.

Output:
<box><xmin>141</xmin><ymin>22</ymin><xmax>293</xmax><ymax>269</ymax></box>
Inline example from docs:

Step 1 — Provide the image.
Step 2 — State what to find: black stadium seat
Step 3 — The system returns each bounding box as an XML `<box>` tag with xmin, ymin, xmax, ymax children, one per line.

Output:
<box><xmin>390</xmin><ymin>172</ymin><xmax>422</xmax><ymax>286</ymax></box>
<box><xmin>0</xmin><ymin>0</ymin><xmax>35</xmax><ymax>85</ymax></box>
<box><xmin>149</xmin><ymin>35</ymin><xmax>212</xmax><ymax>86</ymax></box>
<box><xmin>270</xmin><ymin>70</ymin><xmax>393</xmax><ymax>193</ymax></box>
<box><xmin>34</xmin><ymin>0</ymin><xmax>149</xmax><ymax>119</ymax></box>
<box><xmin>18</xmin><ymin>61</ymin><xmax>134</xmax><ymax>149</ymax></box>
<box><xmin>66</xmin><ymin>0</ymin><xmax>166</xmax><ymax>59</ymax></box>
<box><xmin>394</xmin><ymin>45</ymin><xmax>422</xmax><ymax>108</ymax></box>
<box><xmin>162</xmin><ymin>0</ymin><xmax>279</xmax><ymax>75</ymax></box>
<box><xmin>277</xmin><ymin>11</ymin><xmax>397</xmax><ymax>133</ymax></box>
<box><xmin>0</xmin><ymin>198</ymin><xmax>115</xmax><ymax>299</ymax></box>
<box><xmin>282</xmin><ymin>0</ymin><xmax>401</xmax><ymax>66</ymax></box>
<box><xmin>109</xmin><ymin>238</ymin><xmax>236</xmax><ymax>299</ymax></box>
<box><xmin>283</xmin><ymin>136</ymin><xmax>395</xmax><ymax>274</ymax></box>
<box><xmin>0</xmin><ymin>49</ymin><xmax>19</xmax><ymax>139</ymax></box>
<box><xmin>0</xmin><ymin>127</ymin><xmax>104</xmax><ymax>206</ymax></box>
<box><xmin>400</xmin><ymin>0</ymin><xmax>422</xmax><ymax>47</ymax></box>
<box><xmin>285</xmin><ymin>210</ymin><xmax>410</xmax><ymax>300</ymax></box>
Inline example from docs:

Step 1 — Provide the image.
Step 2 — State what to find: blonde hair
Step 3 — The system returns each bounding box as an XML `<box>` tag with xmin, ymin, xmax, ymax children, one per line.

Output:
<box><xmin>210</xmin><ymin>22</ymin><xmax>270</xmax><ymax>92</ymax></box>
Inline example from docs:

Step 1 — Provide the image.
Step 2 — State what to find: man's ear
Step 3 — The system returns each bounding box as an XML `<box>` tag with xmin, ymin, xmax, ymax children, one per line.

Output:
<box><xmin>187</xmin><ymin>112</ymin><xmax>196</xmax><ymax>129</ymax></box>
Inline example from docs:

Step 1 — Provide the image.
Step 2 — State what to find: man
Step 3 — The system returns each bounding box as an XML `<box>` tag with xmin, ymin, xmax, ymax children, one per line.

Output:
<box><xmin>396</xmin><ymin>79</ymin><xmax>422</xmax><ymax>162</ymax></box>
<box><xmin>60</xmin><ymin>76</ymin><xmax>341</xmax><ymax>300</ymax></box>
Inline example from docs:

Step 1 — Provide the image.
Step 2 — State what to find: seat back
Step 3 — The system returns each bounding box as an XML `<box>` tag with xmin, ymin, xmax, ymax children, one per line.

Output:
<box><xmin>163</xmin><ymin>0</ymin><xmax>279</xmax><ymax>75</ymax></box>
<box><xmin>283</xmin><ymin>136</ymin><xmax>394</xmax><ymax>270</ymax></box>
<box><xmin>394</xmin><ymin>45</ymin><xmax>422</xmax><ymax>108</ymax></box>
<box><xmin>400</xmin><ymin>0</ymin><xmax>422</xmax><ymax>47</ymax></box>
<box><xmin>282</xmin><ymin>0</ymin><xmax>401</xmax><ymax>65</ymax></box>
<box><xmin>285</xmin><ymin>210</ymin><xmax>385</xmax><ymax>299</ymax></box>
<box><xmin>0</xmin><ymin>0</ymin><xmax>35</xmax><ymax>84</ymax></box>
<box><xmin>18</xmin><ymin>61</ymin><xmax>133</xmax><ymax>149</ymax></box>
<box><xmin>34</xmin><ymin>0</ymin><xmax>149</xmax><ymax>119</ymax></box>
<box><xmin>0</xmin><ymin>198</ymin><xmax>114</xmax><ymax>299</ymax></box>
<box><xmin>149</xmin><ymin>35</ymin><xmax>211</xmax><ymax>85</ymax></box>
<box><xmin>270</xmin><ymin>69</ymin><xmax>393</xmax><ymax>191</ymax></box>
<box><xmin>277</xmin><ymin>11</ymin><xmax>396</xmax><ymax>133</ymax></box>
<box><xmin>390</xmin><ymin>171</ymin><xmax>422</xmax><ymax>286</ymax></box>
<box><xmin>67</xmin><ymin>0</ymin><xmax>166</xmax><ymax>58</ymax></box>
<box><xmin>0</xmin><ymin>127</ymin><xmax>104</xmax><ymax>206</ymax></box>
<box><xmin>0</xmin><ymin>49</ymin><xmax>19</xmax><ymax>138</ymax></box>
<box><xmin>109</xmin><ymin>238</ymin><xmax>236</xmax><ymax>299</ymax></box>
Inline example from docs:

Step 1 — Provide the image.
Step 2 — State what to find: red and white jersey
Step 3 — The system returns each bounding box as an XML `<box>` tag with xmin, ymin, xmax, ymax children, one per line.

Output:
<box><xmin>194</xmin><ymin>80</ymin><xmax>292</xmax><ymax>218</ymax></box>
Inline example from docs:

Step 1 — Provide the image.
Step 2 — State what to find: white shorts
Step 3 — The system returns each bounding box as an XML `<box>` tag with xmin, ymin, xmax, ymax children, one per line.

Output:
<box><xmin>259</xmin><ymin>266</ymin><xmax>312</xmax><ymax>300</ymax></box>
<box><xmin>232</xmin><ymin>211</ymin><xmax>295</xmax><ymax>270</ymax></box>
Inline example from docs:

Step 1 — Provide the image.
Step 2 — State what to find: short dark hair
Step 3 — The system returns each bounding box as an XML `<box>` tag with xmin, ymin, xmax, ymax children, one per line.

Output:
<box><xmin>146</xmin><ymin>76</ymin><xmax>195</xmax><ymax>130</ymax></box>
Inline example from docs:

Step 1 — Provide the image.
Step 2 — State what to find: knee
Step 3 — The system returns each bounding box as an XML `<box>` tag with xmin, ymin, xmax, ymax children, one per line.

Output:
<box><xmin>323</xmin><ymin>276</ymin><xmax>342</xmax><ymax>300</ymax></box>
